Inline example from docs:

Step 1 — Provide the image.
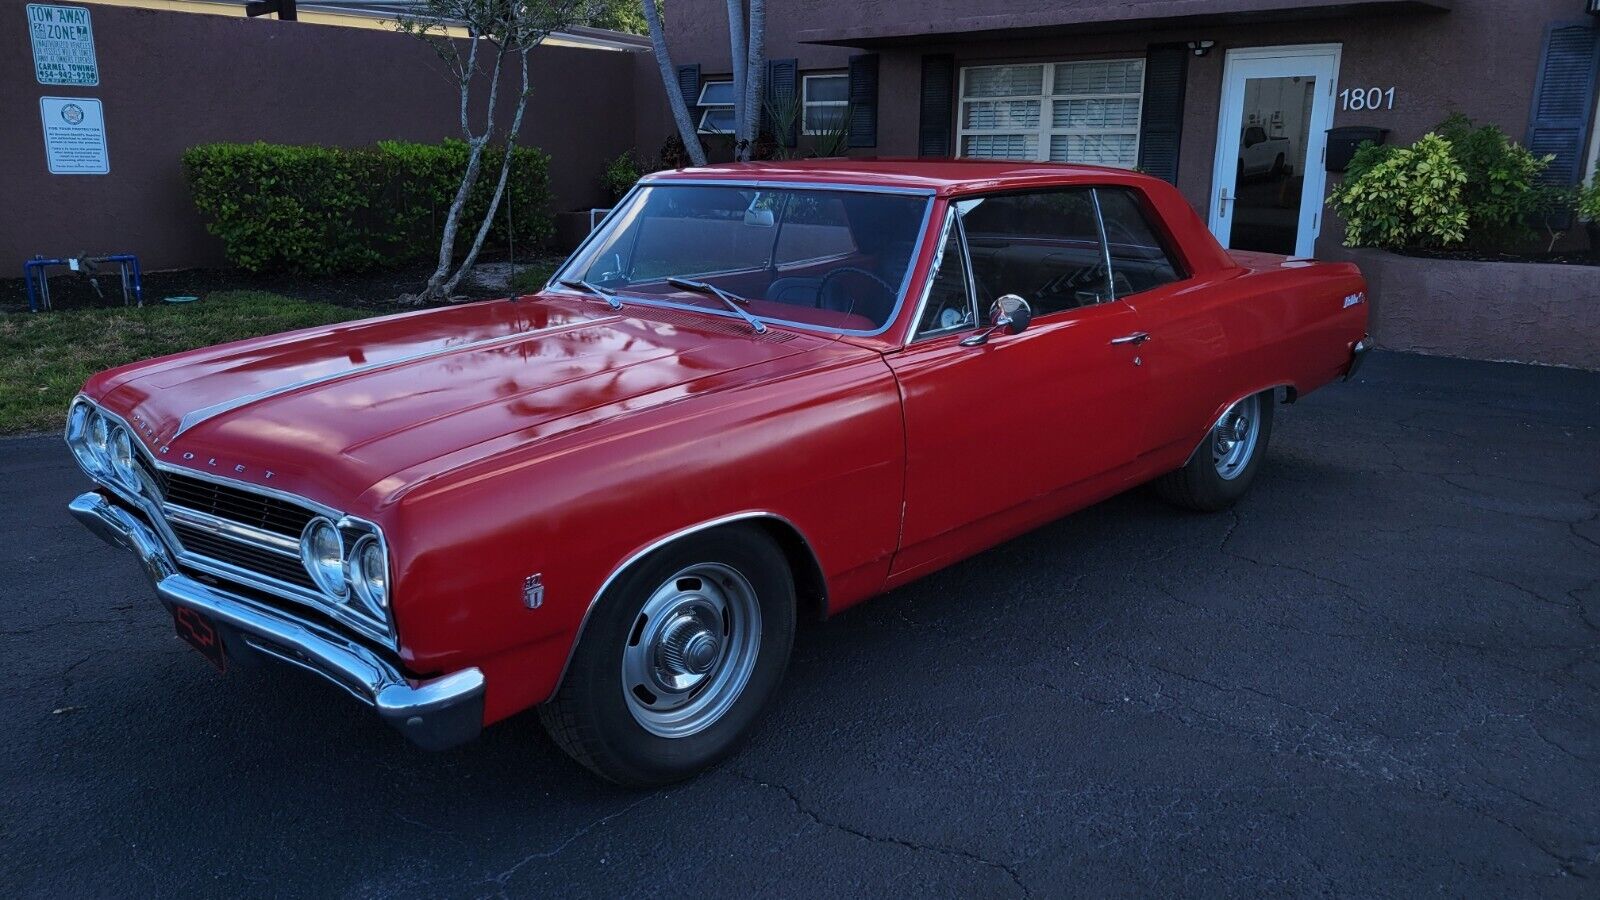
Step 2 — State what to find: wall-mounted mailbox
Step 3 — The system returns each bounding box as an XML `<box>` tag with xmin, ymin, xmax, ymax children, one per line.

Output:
<box><xmin>1326</xmin><ymin>126</ymin><xmax>1391</xmax><ymax>173</ymax></box>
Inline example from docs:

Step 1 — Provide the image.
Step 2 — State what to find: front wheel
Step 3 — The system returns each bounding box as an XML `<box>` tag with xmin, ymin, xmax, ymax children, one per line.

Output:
<box><xmin>539</xmin><ymin>527</ymin><xmax>795</xmax><ymax>786</ymax></box>
<box><xmin>1153</xmin><ymin>391</ymin><xmax>1275</xmax><ymax>512</ymax></box>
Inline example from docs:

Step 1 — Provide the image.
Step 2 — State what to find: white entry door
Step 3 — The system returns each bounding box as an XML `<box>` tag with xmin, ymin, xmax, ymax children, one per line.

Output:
<box><xmin>1209</xmin><ymin>45</ymin><xmax>1341</xmax><ymax>258</ymax></box>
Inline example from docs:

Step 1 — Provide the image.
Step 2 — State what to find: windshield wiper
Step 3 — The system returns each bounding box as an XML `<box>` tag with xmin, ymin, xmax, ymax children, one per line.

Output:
<box><xmin>667</xmin><ymin>278</ymin><xmax>767</xmax><ymax>334</ymax></box>
<box><xmin>558</xmin><ymin>278</ymin><xmax>623</xmax><ymax>310</ymax></box>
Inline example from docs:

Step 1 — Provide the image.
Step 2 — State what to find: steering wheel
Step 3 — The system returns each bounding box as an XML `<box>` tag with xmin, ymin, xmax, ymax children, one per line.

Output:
<box><xmin>816</xmin><ymin>267</ymin><xmax>896</xmax><ymax>319</ymax></box>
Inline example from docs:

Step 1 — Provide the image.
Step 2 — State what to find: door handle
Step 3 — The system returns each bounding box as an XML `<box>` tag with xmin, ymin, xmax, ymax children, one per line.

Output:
<box><xmin>1110</xmin><ymin>332</ymin><xmax>1150</xmax><ymax>346</ymax></box>
<box><xmin>1218</xmin><ymin>187</ymin><xmax>1232</xmax><ymax>218</ymax></box>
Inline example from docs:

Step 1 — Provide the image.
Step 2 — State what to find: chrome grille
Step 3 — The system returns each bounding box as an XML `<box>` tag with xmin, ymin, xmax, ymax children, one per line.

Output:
<box><xmin>168</xmin><ymin>522</ymin><xmax>317</xmax><ymax>590</ymax></box>
<box><xmin>69</xmin><ymin>399</ymin><xmax>395</xmax><ymax>648</ymax></box>
<box><xmin>157</xmin><ymin>470</ymin><xmax>316</xmax><ymax>539</ymax></box>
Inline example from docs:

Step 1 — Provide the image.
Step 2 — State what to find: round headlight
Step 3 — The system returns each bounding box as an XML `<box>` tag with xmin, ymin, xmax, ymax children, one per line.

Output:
<box><xmin>351</xmin><ymin>537</ymin><xmax>388</xmax><ymax>611</ymax></box>
<box><xmin>110</xmin><ymin>426</ymin><xmax>140</xmax><ymax>489</ymax></box>
<box><xmin>87</xmin><ymin>412</ymin><xmax>112</xmax><ymax>470</ymax></box>
<box><xmin>300</xmin><ymin>518</ymin><xmax>347</xmax><ymax>597</ymax></box>
<box><xmin>67</xmin><ymin>402</ymin><xmax>99</xmax><ymax>473</ymax></box>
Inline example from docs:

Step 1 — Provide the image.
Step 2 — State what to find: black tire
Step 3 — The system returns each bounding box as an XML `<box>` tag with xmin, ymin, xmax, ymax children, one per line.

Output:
<box><xmin>1271</xmin><ymin>153</ymin><xmax>1286</xmax><ymax>177</ymax></box>
<box><xmin>538</xmin><ymin>526</ymin><xmax>795</xmax><ymax>787</ymax></box>
<box><xmin>1153</xmin><ymin>391</ymin><xmax>1275</xmax><ymax>512</ymax></box>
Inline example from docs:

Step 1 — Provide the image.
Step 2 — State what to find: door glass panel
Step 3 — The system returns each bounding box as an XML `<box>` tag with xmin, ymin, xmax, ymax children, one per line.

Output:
<box><xmin>1095</xmin><ymin>188</ymin><xmax>1184</xmax><ymax>296</ymax></box>
<box><xmin>959</xmin><ymin>190</ymin><xmax>1110</xmax><ymax>317</ymax></box>
<box><xmin>1231</xmin><ymin>75</ymin><xmax>1317</xmax><ymax>254</ymax></box>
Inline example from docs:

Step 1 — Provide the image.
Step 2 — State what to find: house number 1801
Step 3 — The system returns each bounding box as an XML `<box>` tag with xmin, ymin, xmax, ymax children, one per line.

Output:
<box><xmin>1340</xmin><ymin>87</ymin><xmax>1396</xmax><ymax>111</ymax></box>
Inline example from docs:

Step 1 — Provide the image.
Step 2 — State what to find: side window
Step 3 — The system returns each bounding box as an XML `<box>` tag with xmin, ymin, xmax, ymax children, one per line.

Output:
<box><xmin>915</xmin><ymin>216</ymin><xmax>975</xmax><ymax>337</ymax></box>
<box><xmin>958</xmin><ymin>189</ymin><xmax>1112</xmax><ymax>317</ymax></box>
<box><xmin>1095</xmin><ymin>188</ymin><xmax>1185</xmax><ymax>296</ymax></box>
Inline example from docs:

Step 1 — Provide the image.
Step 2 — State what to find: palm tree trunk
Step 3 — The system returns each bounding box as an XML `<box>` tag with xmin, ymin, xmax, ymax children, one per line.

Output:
<box><xmin>725</xmin><ymin>0</ymin><xmax>747</xmax><ymax>149</ymax></box>
<box><xmin>642</xmin><ymin>0</ymin><xmax>707</xmax><ymax>167</ymax></box>
<box><xmin>739</xmin><ymin>0</ymin><xmax>766</xmax><ymax>160</ymax></box>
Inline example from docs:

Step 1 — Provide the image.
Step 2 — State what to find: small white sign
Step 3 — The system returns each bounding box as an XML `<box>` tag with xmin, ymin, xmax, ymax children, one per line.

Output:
<box><xmin>28</xmin><ymin>4</ymin><xmax>98</xmax><ymax>87</ymax></box>
<box><xmin>40</xmin><ymin>96</ymin><xmax>109</xmax><ymax>175</ymax></box>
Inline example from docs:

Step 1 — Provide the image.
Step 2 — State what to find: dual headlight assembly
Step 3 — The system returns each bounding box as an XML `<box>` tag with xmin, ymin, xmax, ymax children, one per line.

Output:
<box><xmin>300</xmin><ymin>517</ymin><xmax>390</xmax><ymax>616</ymax></box>
<box><xmin>68</xmin><ymin>399</ymin><xmax>390</xmax><ymax>622</ymax></box>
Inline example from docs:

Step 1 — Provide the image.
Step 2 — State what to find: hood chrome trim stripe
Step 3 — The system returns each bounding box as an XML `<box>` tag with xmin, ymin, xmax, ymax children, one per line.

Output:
<box><xmin>172</xmin><ymin>314</ymin><xmax>622</xmax><ymax>438</ymax></box>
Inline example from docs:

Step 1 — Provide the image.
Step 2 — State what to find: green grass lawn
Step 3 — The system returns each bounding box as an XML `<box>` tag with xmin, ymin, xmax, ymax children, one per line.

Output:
<box><xmin>0</xmin><ymin>291</ymin><xmax>371</xmax><ymax>435</ymax></box>
<box><xmin>507</xmin><ymin>258</ymin><xmax>560</xmax><ymax>294</ymax></box>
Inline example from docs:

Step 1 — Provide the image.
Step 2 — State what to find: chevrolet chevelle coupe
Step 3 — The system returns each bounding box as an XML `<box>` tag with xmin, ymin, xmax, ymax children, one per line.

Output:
<box><xmin>68</xmin><ymin>160</ymin><xmax>1369</xmax><ymax>785</ymax></box>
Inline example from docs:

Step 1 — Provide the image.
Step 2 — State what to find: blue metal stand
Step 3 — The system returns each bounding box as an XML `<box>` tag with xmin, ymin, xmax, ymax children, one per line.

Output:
<box><xmin>23</xmin><ymin>254</ymin><xmax>144</xmax><ymax>312</ymax></box>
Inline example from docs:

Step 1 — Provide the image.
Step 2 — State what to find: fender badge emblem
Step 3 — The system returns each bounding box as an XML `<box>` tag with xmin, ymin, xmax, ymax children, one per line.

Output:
<box><xmin>523</xmin><ymin>574</ymin><xmax>545</xmax><ymax>609</ymax></box>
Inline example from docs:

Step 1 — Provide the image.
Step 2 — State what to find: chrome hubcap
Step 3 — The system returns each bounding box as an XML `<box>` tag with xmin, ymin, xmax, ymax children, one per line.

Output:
<box><xmin>622</xmin><ymin>563</ymin><xmax>761</xmax><ymax>738</ymax></box>
<box><xmin>1212</xmin><ymin>394</ymin><xmax>1262</xmax><ymax>481</ymax></box>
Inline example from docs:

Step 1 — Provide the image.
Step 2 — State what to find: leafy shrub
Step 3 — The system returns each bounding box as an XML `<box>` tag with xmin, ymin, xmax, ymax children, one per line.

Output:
<box><xmin>1577</xmin><ymin>177</ymin><xmax>1600</xmax><ymax>223</ymax></box>
<box><xmin>1434</xmin><ymin>114</ymin><xmax>1553</xmax><ymax>247</ymax></box>
<box><xmin>1342</xmin><ymin>140</ymin><xmax>1397</xmax><ymax>185</ymax></box>
<box><xmin>600</xmin><ymin>150</ymin><xmax>645</xmax><ymax>202</ymax></box>
<box><xmin>184</xmin><ymin>140</ymin><xmax>552</xmax><ymax>274</ymax></box>
<box><xmin>1330</xmin><ymin>133</ymin><xmax>1468</xmax><ymax>250</ymax></box>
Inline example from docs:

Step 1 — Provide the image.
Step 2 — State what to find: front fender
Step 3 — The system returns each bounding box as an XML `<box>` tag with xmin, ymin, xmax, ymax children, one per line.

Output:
<box><xmin>382</xmin><ymin>345</ymin><xmax>904</xmax><ymax>724</ymax></box>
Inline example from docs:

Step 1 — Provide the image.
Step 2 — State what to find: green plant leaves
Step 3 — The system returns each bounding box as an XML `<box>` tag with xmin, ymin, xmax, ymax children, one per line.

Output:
<box><xmin>183</xmin><ymin>141</ymin><xmax>553</xmax><ymax>275</ymax></box>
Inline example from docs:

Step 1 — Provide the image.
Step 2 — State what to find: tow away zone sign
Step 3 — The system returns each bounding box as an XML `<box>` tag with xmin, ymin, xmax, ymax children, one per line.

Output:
<box><xmin>28</xmin><ymin>4</ymin><xmax>99</xmax><ymax>87</ymax></box>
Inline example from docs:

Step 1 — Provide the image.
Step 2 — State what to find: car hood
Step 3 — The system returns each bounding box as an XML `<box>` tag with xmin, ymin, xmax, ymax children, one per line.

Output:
<box><xmin>88</xmin><ymin>296</ymin><xmax>830</xmax><ymax>512</ymax></box>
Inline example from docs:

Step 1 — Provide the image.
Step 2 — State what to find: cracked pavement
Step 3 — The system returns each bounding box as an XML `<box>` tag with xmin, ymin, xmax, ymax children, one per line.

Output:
<box><xmin>3</xmin><ymin>351</ymin><xmax>1597</xmax><ymax>897</ymax></box>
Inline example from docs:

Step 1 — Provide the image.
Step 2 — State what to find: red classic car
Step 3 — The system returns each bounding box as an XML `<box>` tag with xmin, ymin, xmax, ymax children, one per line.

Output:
<box><xmin>67</xmin><ymin>160</ymin><xmax>1368</xmax><ymax>785</ymax></box>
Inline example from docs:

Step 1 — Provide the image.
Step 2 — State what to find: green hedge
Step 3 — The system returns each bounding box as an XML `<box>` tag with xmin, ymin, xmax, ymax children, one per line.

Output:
<box><xmin>183</xmin><ymin>140</ymin><xmax>553</xmax><ymax>274</ymax></box>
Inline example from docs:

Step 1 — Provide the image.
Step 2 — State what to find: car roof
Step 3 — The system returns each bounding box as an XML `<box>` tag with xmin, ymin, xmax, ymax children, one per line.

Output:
<box><xmin>643</xmin><ymin>157</ymin><xmax>1146</xmax><ymax>196</ymax></box>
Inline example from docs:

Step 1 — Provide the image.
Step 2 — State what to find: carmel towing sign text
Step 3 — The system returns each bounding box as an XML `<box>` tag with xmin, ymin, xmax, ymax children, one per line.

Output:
<box><xmin>27</xmin><ymin>4</ymin><xmax>98</xmax><ymax>87</ymax></box>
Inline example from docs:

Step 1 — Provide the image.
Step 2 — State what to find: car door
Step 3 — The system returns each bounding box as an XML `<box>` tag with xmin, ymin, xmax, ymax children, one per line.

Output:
<box><xmin>1093</xmin><ymin>186</ymin><xmax>1233</xmax><ymax>460</ymax></box>
<box><xmin>886</xmin><ymin>191</ymin><xmax>1150</xmax><ymax>580</ymax></box>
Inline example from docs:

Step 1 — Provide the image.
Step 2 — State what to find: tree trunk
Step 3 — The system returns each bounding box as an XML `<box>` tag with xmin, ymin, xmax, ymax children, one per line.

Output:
<box><xmin>442</xmin><ymin>48</ymin><xmax>535</xmax><ymax>298</ymax></box>
<box><xmin>422</xmin><ymin>34</ymin><xmax>509</xmax><ymax>302</ymax></box>
<box><xmin>423</xmin><ymin>139</ymin><xmax>487</xmax><ymax>298</ymax></box>
<box><xmin>725</xmin><ymin>0</ymin><xmax>747</xmax><ymax>147</ymax></box>
<box><xmin>643</xmin><ymin>0</ymin><xmax>706</xmax><ymax>167</ymax></box>
<box><xmin>738</xmin><ymin>0</ymin><xmax>766</xmax><ymax>160</ymax></box>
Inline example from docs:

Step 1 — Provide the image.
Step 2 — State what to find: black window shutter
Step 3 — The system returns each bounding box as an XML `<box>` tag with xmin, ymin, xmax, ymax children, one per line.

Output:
<box><xmin>676</xmin><ymin>63</ymin><xmax>701</xmax><ymax>118</ymax></box>
<box><xmin>1137</xmin><ymin>44</ymin><xmax>1189</xmax><ymax>183</ymax></box>
<box><xmin>766</xmin><ymin>58</ymin><xmax>799</xmax><ymax>147</ymax></box>
<box><xmin>919</xmin><ymin>54</ymin><xmax>956</xmax><ymax>157</ymax></box>
<box><xmin>848</xmin><ymin>54</ymin><xmax>880</xmax><ymax>148</ymax></box>
<box><xmin>1526</xmin><ymin>21</ymin><xmax>1600</xmax><ymax>190</ymax></box>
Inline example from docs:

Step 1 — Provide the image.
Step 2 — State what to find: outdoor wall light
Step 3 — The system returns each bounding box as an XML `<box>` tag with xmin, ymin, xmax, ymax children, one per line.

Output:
<box><xmin>1188</xmin><ymin>40</ymin><xmax>1216</xmax><ymax>56</ymax></box>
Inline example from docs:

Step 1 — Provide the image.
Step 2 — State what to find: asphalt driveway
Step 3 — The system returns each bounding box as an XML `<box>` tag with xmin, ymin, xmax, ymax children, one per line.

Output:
<box><xmin>4</xmin><ymin>351</ymin><xmax>1597</xmax><ymax>897</ymax></box>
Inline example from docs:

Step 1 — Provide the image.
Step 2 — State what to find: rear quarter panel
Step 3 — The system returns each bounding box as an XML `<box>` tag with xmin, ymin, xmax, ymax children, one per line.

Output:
<box><xmin>1133</xmin><ymin>255</ymin><xmax>1368</xmax><ymax>465</ymax></box>
<box><xmin>380</xmin><ymin>341</ymin><xmax>905</xmax><ymax>724</ymax></box>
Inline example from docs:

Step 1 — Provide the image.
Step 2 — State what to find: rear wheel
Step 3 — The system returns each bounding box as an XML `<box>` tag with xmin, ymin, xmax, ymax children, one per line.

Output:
<box><xmin>1153</xmin><ymin>391</ymin><xmax>1274</xmax><ymax>512</ymax></box>
<box><xmin>539</xmin><ymin>527</ymin><xmax>795</xmax><ymax>786</ymax></box>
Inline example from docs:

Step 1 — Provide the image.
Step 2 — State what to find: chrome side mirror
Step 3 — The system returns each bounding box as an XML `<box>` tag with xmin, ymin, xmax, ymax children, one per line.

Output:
<box><xmin>960</xmin><ymin>294</ymin><xmax>1033</xmax><ymax>347</ymax></box>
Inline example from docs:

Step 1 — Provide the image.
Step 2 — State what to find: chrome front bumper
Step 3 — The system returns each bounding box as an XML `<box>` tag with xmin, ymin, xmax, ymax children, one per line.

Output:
<box><xmin>69</xmin><ymin>491</ymin><xmax>485</xmax><ymax>750</ymax></box>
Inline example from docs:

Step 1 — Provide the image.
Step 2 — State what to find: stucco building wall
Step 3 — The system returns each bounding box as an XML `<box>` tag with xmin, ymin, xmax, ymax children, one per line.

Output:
<box><xmin>4</xmin><ymin>3</ymin><xmax>641</xmax><ymax>270</ymax></box>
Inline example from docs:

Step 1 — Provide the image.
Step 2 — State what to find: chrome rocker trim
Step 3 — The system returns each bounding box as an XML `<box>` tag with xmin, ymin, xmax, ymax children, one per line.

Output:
<box><xmin>69</xmin><ymin>491</ymin><xmax>484</xmax><ymax>751</ymax></box>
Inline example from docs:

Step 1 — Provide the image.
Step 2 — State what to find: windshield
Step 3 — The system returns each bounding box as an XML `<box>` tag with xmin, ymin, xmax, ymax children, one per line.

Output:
<box><xmin>555</xmin><ymin>183</ymin><xmax>931</xmax><ymax>334</ymax></box>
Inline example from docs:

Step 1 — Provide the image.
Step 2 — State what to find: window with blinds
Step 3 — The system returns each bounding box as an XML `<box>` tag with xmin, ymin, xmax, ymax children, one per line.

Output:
<box><xmin>958</xmin><ymin>59</ymin><xmax>1145</xmax><ymax>168</ymax></box>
